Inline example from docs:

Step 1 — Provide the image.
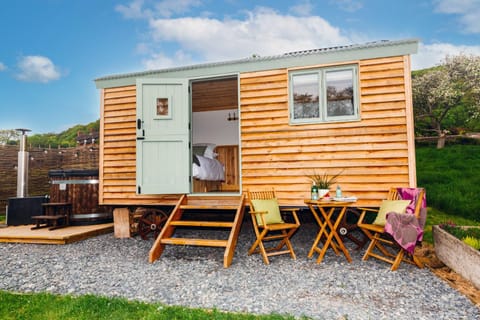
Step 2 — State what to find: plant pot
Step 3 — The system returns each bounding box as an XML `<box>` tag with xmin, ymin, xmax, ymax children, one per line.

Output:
<box><xmin>318</xmin><ymin>189</ymin><xmax>330</xmax><ymax>198</ymax></box>
<box><xmin>433</xmin><ymin>225</ymin><xmax>480</xmax><ymax>290</ymax></box>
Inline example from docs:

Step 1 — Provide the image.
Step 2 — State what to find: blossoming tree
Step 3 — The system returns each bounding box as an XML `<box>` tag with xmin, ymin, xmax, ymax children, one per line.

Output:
<box><xmin>412</xmin><ymin>54</ymin><xmax>480</xmax><ymax>148</ymax></box>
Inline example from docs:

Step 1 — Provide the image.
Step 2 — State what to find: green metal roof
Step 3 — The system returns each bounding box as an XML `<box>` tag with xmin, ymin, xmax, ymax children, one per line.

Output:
<box><xmin>94</xmin><ymin>38</ymin><xmax>419</xmax><ymax>89</ymax></box>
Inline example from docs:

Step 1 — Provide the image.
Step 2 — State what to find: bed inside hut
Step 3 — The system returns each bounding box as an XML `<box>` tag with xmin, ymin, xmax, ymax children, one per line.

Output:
<box><xmin>191</xmin><ymin>76</ymin><xmax>240</xmax><ymax>193</ymax></box>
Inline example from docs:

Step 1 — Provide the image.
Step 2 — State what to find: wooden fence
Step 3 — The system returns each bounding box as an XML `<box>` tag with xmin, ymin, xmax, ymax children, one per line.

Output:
<box><xmin>0</xmin><ymin>145</ymin><xmax>99</xmax><ymax>214</ymax></box>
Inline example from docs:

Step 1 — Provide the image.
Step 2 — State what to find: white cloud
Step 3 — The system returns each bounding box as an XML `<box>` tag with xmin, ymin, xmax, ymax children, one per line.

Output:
<box><xmin>123</xmin><ymin>2</ymin><xmax>480</xmax><ymax>74</ymax></box>
<box><xmin>115</xmin><ymin>0</ymin><xmax>150</xmax><ymax>19</ymax></box>
<box><xmin>289</xmin><ymin>0</ymin><xmax>314</xmax><ymax>16</ymax></box>
<box><xmin>15</xmin><ymin>55</ymin><xmax>61</xmax><ymax>83</ymax></box>
<box><xmin>116</xmin><ymin>0</ymin><xmax>202</xmax><ymax>19</ymax></box>
<box><xmin>154</xmin><ymin>0</ymin><xmax>202</xmax><ymax>18</ymax></box>
<box><xmin>434</xmin><ymin>0</ymin><xmax>480</xmax><ymax>33</ymax></box>
<box><xmin>142</xmin><ymin>50</ymin><xmax>194</xmax><ymax>70</ymax></box>
<box><xmin>330</xmin><ymin>0</ymin><xmax>363</xmax><ymax>12</ymax></box>
<box><xmin>412</xmin><ymin>42</ymin><xmax>480</xmax><ymax>70</ymax></box>
<box><xmin>135</xmin><ymin>42</ymin><xmax>151</xmax><ymax>55</ymax></box>
<box><xmin>0</xmin><ymin>62</ymin><xmax>6</xmax><ymax>71</ymax></box>
<box><xmin>145</xmin><ymin>8</ymin><xmax>350</xmax><ymax>69</ymax></box>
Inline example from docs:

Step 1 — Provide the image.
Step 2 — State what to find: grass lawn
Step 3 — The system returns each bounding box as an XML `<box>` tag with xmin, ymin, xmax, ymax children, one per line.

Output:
<box><xmin>416</xmin><ymin>143</ymin><xmax>480</xmax><ymax>242</ymax></box>
<box><xmin>423</xmin><ymin>207</ymin><xmax>480</xmax><ymax>244</ymax></box>
<box><xmin>416</xmin><ymin>144</ymin><xmax>480</xmax><ymax>222</ymax></box>
<box><xmin>0</xmin><ymin>291</ymin><xmax>300</xmax><ymax>320</ymax></box>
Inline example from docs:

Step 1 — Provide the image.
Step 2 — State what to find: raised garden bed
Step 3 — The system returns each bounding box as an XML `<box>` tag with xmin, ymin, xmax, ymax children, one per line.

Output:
<box><xmin>433</xmin><ymin>225</ymin><xmax>480</xmax><ymax>290</ymax></box>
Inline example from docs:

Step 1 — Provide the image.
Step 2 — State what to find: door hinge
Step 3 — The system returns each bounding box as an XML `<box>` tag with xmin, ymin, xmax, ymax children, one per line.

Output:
<box><xmin>137</xmin><ymin>186</ymin><xmax>141</xmax><ymax>194</ymax></box>
<box><xmin>137</xmin><ymin>119</ymin><xmax>142</xmax><ymax>129</ymax></box>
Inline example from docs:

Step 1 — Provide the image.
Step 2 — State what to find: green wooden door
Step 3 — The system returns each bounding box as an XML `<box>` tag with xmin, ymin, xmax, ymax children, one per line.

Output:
<box><xmin>136</xmin><ymin>78</ymin><xmax>190</xmax><ymax>194</ymax></box>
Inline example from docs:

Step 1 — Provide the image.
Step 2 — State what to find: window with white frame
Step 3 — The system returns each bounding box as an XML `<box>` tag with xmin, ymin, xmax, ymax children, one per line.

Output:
<box><xmin>289</xmin><ymin>65</ymin><xmax>359</xmax><ymax>124</ymax></box>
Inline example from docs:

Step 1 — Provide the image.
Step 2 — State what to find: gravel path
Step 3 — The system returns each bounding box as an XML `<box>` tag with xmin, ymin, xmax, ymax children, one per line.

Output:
<box><xmin>0</xmin><ymin>222</ymin><xmax>478</xmax><ymax>320</ymax></box>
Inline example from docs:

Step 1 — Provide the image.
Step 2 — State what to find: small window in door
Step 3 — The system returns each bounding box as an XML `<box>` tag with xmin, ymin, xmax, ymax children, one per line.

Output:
<box><xmin>155</xmin><ymin>97</ymin><xmax>172</xmax><ymax>119</ymax></box>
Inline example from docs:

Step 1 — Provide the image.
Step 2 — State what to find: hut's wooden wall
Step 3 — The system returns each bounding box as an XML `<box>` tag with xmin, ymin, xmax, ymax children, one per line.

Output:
<box><xmin>99</xmin><ymin>55</ymin><xmax>414</xmax><ymax>207</ymax></box>
<box><xmin>240</xmin><ymin>55</ymin><xmax>414</xmax><ymax>206</ymax></box>
<box><xmin>101</xmin><ymin>86</ymin><xmax>180</xmax><ymax>206</ymax></box>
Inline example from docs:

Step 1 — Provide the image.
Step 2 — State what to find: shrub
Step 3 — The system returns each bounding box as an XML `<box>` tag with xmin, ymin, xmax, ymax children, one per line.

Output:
<box><xmin>463</xmin><ymin>236</ymin><xmax>480</xmax><ymax>250</ymax></box>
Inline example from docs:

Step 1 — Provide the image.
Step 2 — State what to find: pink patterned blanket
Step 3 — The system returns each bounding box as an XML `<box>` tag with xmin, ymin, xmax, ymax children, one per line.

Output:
<box><xmin>384</xmin><ymin>188</ymin><xmax>427</xmax><ymax>254</ymax></box>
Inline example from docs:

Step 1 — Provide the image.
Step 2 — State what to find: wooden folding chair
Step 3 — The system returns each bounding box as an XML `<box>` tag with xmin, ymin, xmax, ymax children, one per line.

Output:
<box><xmin>357</xmin><ymin>187</ymin><xmax>426</xmax><ymax>271</ymax></box>
<box><xmin>247</xmin><ymin>189</ymin><xmax>300</xmax><ymax>265</ymax></box>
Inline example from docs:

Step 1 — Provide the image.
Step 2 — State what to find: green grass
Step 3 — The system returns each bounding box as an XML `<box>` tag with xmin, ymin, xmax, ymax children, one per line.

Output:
<box><xmin>423</xmin><ymin>207</ymin><xmax>480</xmax><ymax>244</ymax></box>
<box><xmin>0</xmin><ymin>215</ymin><xmax>5</xmax><ymax>224</ymax></box>
<box><xmin>0</xmin><ymin>291</ymin><xmax>301</xmax><ymax>320</ymax></box>
<box><xmin>416</xmin><ymin>144</ymin><xmax>480</xmax><ymax>222</ymax></box>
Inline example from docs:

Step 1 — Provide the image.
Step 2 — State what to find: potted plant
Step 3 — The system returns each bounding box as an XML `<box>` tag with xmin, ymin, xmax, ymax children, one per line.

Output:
<box><xmin>308</xmin><ymin>171</ymin><xmax>342</xmax><ymax>198</ymax></box>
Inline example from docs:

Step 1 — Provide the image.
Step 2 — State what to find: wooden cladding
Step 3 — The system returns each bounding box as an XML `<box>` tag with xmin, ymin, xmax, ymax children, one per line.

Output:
<box><xmin>102</xmin><ymin>86</ymin><xmax>184</xmax><ymax>206</ymax></box>
<box><xmin>101</xmin><ymin>85</ymin><xmax>154</xmax><ymax>205</ymax></box>
<box><xmin>101</xmin><ymin>85</ymin><xmax>240</xmax><ymax>205</ymax></box>
<box><xmin>240</xmin><ymin>56</ymin><xmax>413</xmax><ymax>206</ymax></box>
<box><xmin>192</xmin><ymin>78</ymin><xmax>238</xmax><ymax>112</ymax></box>
<box><xmin>99</xmin><ymin>55</ymin><xmax>415</xmax><ymax>207</ymax></box>
<box><xmin>216</xmin><ymin>145</ymin><xmax>239</xmax><ymax>187</ymax></box>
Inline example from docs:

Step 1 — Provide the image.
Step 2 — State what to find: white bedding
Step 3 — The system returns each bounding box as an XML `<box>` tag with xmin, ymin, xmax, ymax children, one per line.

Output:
<box><xmin>192</xmin><ymin>154</ymin><xmax>225</xmax><ymax>181</ymax></box>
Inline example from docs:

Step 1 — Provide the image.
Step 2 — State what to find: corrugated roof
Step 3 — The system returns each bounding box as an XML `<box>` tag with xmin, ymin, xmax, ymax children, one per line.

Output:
<box><xmin>95</xmin><ymin>38</ymin><xmax>418</xmax><ymax>82</ymax></box>
<box><xmin>282</xmin><ymin>40</ymin><xmax>391</xmax><ymax>57</ymax></box>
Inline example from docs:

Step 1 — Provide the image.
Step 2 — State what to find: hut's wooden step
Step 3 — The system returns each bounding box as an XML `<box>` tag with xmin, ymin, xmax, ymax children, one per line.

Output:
<box><xmin>169</xmin><ymin>220</ymin><xmax>234</xmax><ymax>228</ymax></box>
<box><xmin>179</xmin><ymin>204</ymin><xmax>239</xmax><ymax>210</ymax></box>
<box><xmin>161</xmin><ymin>237</ymin><xmax>228</xmax><ymax>247</ymax></box>
<box><xmin>149</xmin><ymin>194</ymin><xmax>246</xmax><ymax>268</ymax></box>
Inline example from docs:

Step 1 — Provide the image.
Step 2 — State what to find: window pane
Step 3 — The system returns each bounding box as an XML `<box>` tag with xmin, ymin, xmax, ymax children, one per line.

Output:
<box><xmin>326</xmin><ymin>69</ymin><xmax>354</xmax><ymax>117</ymax></box>
<box><xmin>292</xmin><ymin>73</ymin><xmax>319</xmax><ymax>119</ymax></box>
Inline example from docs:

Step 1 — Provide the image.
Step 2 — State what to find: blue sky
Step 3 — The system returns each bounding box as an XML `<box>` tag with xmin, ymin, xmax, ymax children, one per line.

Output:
<box><xmin>1</xmin><ymin>0</ymin><xmax>480</xmax><ymax>134</ymax></box>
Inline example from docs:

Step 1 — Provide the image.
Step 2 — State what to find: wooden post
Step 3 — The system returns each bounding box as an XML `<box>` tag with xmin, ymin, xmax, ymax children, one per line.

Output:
<box><xmin>113</xmin><ymin>208</ymin><xmax>131</xmax><ymax>238</ymax></box>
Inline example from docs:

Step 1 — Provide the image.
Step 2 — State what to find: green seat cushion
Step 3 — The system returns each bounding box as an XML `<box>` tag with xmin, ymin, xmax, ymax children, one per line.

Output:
<box><xmin>251</xmin><ymin>198</ymin><xmax>284</xmax><ymax>226</ymax></box>
<box><xmin>372</xmin><ymin>200</ymin><xmax>411</xmax><ymax>226</ymax></box>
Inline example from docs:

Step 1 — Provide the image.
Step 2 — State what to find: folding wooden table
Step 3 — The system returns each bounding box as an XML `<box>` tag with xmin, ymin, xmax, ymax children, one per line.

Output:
<box><xmin>304</xmin><ymin>199</ymin><xmax>355</xmax><ymax>264</ymax></box>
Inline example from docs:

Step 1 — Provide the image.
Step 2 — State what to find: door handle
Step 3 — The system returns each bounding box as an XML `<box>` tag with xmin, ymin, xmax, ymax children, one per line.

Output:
<box><xmin>137</xmin><ymin>129</ymin><xmax>145</xmax><ymax>140</ymax></box>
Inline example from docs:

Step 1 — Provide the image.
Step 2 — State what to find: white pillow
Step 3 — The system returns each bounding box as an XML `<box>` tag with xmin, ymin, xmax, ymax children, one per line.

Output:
<box><xmin>193</xmin><ymin>143</ymin><xmax>217</xmax><ymax>159</ymax></box>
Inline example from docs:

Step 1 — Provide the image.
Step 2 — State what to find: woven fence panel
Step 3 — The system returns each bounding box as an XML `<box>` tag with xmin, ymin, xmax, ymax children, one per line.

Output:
<box><xmin>0</xmin><ymin>145</ymin><xmax>99</xmax><ymax>214</ymax></box>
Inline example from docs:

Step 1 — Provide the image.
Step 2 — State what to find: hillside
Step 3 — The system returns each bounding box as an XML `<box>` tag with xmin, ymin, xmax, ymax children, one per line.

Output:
<box><xmin>26</xmin><ymin>120</ymin><xmax>100</xmax><ymax>148</ymax></box>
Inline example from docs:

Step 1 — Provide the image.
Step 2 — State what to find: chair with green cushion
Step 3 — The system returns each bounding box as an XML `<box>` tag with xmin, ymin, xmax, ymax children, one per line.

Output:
<box><xmin>247</xmin><ymin>189</ymin><xmax>300</xmax><ymax>265</ymax></box>
<box><xmin>357</xmin><ymin>187</ymin><xmax>426</xmax><ymax>271</ymax></box>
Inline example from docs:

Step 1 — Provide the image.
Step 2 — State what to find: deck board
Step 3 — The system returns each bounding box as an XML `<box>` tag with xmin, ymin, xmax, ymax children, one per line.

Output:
<box><xmin>0</xmin><ymin>223</ymin><xmax>114</xmax><ymax>245</ymax></box>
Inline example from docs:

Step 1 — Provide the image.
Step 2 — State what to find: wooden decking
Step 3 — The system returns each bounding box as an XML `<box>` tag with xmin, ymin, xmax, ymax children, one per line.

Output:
<box><xmin>0</xmin><ymin>223</ymin><xmax>114</xmax><ymax>245</ymax></box>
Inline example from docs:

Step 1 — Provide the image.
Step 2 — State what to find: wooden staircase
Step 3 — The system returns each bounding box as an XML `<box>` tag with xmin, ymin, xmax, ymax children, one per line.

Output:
<box><xmin>149</xmin><ymin>194</ymin><xmax>246</xmax><ymax>268</ymax></box>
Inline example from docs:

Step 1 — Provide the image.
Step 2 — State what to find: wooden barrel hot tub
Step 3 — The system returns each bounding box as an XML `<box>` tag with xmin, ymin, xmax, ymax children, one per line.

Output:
<box><xmin>48</xmin><ymin>169</ymin><xmax>112</xmax><ymax>225</ymax></box>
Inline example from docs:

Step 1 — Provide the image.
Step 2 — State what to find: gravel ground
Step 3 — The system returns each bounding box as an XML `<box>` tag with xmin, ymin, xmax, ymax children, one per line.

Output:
<box><xmin>0</xmin><ymin>221</ymin><xmax>479</xmax><ymax>320</ymax></box>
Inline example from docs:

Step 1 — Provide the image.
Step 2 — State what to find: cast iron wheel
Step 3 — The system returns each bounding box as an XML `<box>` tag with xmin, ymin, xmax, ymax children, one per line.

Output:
<box><xmin>137</xmin><ymin>208</ymin><xmax>169</xmax><ymax>240</ymax></box>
